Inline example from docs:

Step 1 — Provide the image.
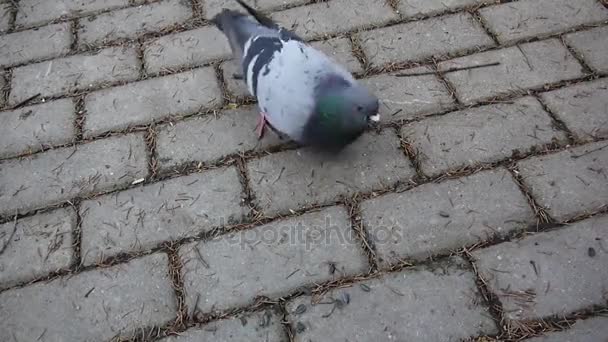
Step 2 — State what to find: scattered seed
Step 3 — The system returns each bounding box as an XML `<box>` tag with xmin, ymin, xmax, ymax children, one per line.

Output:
<box><xmin>294</xmin><ymin>304</ymin><xmax>307</xmax><ymax>315</ymax></box>
<box><xmin>359</xmin><ymin>284</ymin><xmax>371</xmax><ymax>292</ymax></box>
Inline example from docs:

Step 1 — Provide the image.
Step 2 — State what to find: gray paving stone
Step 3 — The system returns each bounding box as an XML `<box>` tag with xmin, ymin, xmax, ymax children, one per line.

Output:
<box><xmin>84</xmin><ymin>67</ymin><xmax>221</xmax><ymax>137</ymax></box>
<box><xmin>271</xmin><ymin>0</ymin><xmax>398</xmax><ymax>40</ymax></box>
<box><xmin>248</xmin><ymin>130</ymin><xmax>414</xmax><ymax>216</ymax></box>
<box><xmin>0</xmin><ymin>2</ymin><xmax>11</xmax><ymax>33</ymax></box>
<box><xmin>439</xmin><ymin>39</ymin><xmax>584</xmax><ymax>104</ymax></box>
<box><xmin>80</xmin><ymin>167</ymin><xmax>247</xmax><ymax>265</ymax></box>
<box><xmin>160</xmin><ymin>309</ymin><xmax>288</xmax><ymax>341</ymax></box>
<box><xmin>359</xmin><ymin>12</ymin><xmax>494</xmax><ymax>66</ymax></box>
<box><xmin>479</xmin><ymin>0</ymin><xmax>608</xmax><ymax>44</ymax></box>
<box><xmin>0</xmin><ymin>207</ymin><xmax>75</xmax><ymax>290</ymax></box>
<box><xmin>144</xmin><ymin>25</ymin><xmax>231</xmax><ymax>74</ymax></box>
<box><xmin>361</xmin><ymin>169</ymin><xmax>535</xmax><ymax>265</ymax></box>
<box><xmin>360</xmin><ymin>67</ymin><xmax>455</xmax><ymax>123</ymax></box>
<box><xmin>203</xmin><ymin>0</ymin><xmax>307</xmax><ymax>20</ymax></box>
<box><xmin>396</xmin><ymin>0</ymin><xmax>486</xmax><ymax>18</ymax></box>
<box><xmin>0</xmin><ymin>133</ymin><xmax>148</xmax><ymax>216</ymax></box>
<box><xmin>222</xmin><ymin>60</ymin><xmax>252</xmax><ymax>99</ymax></box>
<box><xmin>402</xmin><ymin>96</ymin><xmax>566</xmax><ymax>177</ymax></box>
<box><xmin>0</xmin><ymin>23</ymin><xmax>71</xmax><ymax>68</ymax></box>
<box><xmin>78</xmin><ymin>0</ymin><xmax>192</xmax><ymax>47</ymax></box>
<box><xmin>440</xmin><ymin>39</ymin><xmax>585</xmax><ymax>105</ymax></box>
<box><xmin>16</xmin><ymin>0</ymin><xmax>128</xmax><ymax>27</ymax></box>
<box><xmin>0</xmin><ymin>99</ymin><xmax>75</xmax><ymax>159</ymax></box>
<box><xmin>564</xmin><ymin>26</ymin><xmax>608</xmax><ymax>74</ymax></box>
<box><xmin>9</xmin><ymin>46</ymin><xmax>139</xmax><ymax>105</ymax></box>
<box><xmin>541</xmin><ymin>78</ymin><xmax>608</xmax><ymax>142</ymax></box>
<box><xmin>180</xmin><ymin>206</ymin><xmax>368</xmax><ymax>313</ymax></box>
<box><xmin>517</xmin><ymin>142</ymin><xmax>608</xmax><ymax>221</ymax></box>
<box><xmin>156</xmin><ymin>106</ymin><xmax>284</xmax><ymax>170</ymax></box>
<box><xmin>0</xmin><ymin>253</ymin><xmax>176</xmax><ymax>341</ymax></box>
<box><xmin>523</xmin><ymin>316</ymin><xmax>608</xmax><ymax>342</ymax></box>
<box><xmin>473</xmin><ymin>215</ymin><xmax>608</xmax><ymax>320</ymax></box>
<box><xmin>310</xmin><ymin>37</ymin><xmax>362</xmax><ymax>74</ymax></box>
<box><xmin>287</xmin><ymin>258</ymin><xmax>497</xmax><ymax>342</ymax></box>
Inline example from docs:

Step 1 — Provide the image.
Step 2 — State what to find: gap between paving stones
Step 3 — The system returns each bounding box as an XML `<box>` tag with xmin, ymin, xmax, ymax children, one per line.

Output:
<box><xmin>0</xmin><ymin>59</ymin><xmax>604</xmax><ymax>166</ymax></box>
<box><xmin>1</xmin><ymin>18</ymin><xmax>605</xmax><ymax>117</ymax></box>
<box><xmin>0</xmin><ymin>106</ymin><xmax>605</xmax><ymax>226</ymax></box>
<box><xmin>115</xmin><ymin>225</ymin><xmax>608</xmax><ymax>342</ymax></box>
<box><xmin>0</xmin><ymin>0</ymin><xmax>572</xmax><ymax>80</ymax></box>
<box><xmin>2</xmin><ymin>0</ymin><xmax>604</xmax><ymax>78</ymax></box>
<box><xmin>2</xmin><ymin>1</ymin><xmax>607</xmax><ymax>340</ymax></box>
<box><xmin>2</xmin><ymin>137</ymin><xmax>606</xmax><ymax>297</ymax></box>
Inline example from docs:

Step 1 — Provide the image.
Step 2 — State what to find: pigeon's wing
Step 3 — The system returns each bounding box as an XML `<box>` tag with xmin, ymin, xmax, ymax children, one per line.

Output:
<box><xmin>211</xmin><ymin>8</ymin><xmax>277</xmax><ymax>66</ymax></box>
<box><xmin>250</xmin><ymin>39</ymin><xmax>355</xmax><ymax>142</ymax></box>
<box><xmin>212</xmin><ymin>0</ymin><xmax>303</xmax><ymax>65</ymax></box>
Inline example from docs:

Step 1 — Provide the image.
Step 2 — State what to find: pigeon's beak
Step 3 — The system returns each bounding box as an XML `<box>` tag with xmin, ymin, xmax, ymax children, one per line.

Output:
<box><xmin>368</xmin><ymin>114</ymin><xmax>380</xmax><ymax>123</ymax></box>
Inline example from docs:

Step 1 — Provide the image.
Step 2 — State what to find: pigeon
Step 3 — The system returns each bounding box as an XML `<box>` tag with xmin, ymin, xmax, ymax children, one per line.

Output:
<box><xmin>212</xmin><ymin>0</ymin><xmax>380</xmax><ymax>151</ymax></box>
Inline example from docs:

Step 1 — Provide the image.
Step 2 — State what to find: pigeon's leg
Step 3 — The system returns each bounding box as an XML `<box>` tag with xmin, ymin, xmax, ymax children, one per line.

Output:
<box><xmin>255</xmin><ymin>112</ymin><xmax>268</xmax><ymax>139</ymax></box>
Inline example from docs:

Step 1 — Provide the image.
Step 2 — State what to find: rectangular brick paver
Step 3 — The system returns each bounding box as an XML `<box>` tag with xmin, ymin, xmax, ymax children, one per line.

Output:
<box><xmin>271</xmin><ymin>0</ymin><xmax>398</xmax><ymax>40</ymax></box>
<box><xmin>78</xmin><ymin>0</ymin><xmax>192</xmax><ymax>47</ymax></box>
<box><xmin>84</xmin><ymin>67</ymin><xmax>221</xmax><ymax>137</ymax></box>
<box><xmin>0</xmin><ymin>253</ymin><xmax>176</xmax><ymax>341</ymax></box>
<box><xmin>440</xmin><ymin>39</ymin><xmax>585</xmax><ymax>105</ymax></box>
<box><xmin>0</xmin><ymin>207</ymin><xmax>75</xmax><ymax>290</ymax></box>
<box><xmin>248</xmin><ymin>130</ymin><xmax>414</xmax><ymax>216</ymax></box>
<box><xmin>361</xmin><ymin>67</ymin><xmax>455</xmax><ymax>123</ymax></box>
<box><xmin>472</xmin><ymin>215</ymin><xmax>608</xmax><ymax>320</ymax></box>
<box><xmin>9</xmin><ymin>46</ymin><xmax>139</xmax><ymax>105</ymax></box>
<box><xmin>517</xmin><ymin>142</ymin><xmax>608</xmax><ymax>221</ymax></box>
<box><xmin>541</xmin><ymin>78</ymin><xmax>608</xmax><ymax>142</ymax></box>
<box><xmin>156</xmin><ymin>107</ymin><xmax>283</xmax><ymax>171</ymax></box>
<box><xmin>479</xmin><ymin>0</ymin><xmax>608</xmax><ymax>44</ymax></box>
<box><xmin>397</xmin><ymin>0</ymin><xmax>486</xmax><ymax>18</ymax></box>
<box><xmin>524</xmin><ymin>316</ymin><xmax>608</xmax><ymax>342</ymax></box>
<box><xmin>180</xmin><ymin>206</ymin><xmax>368</xmax><ymax>313</ymax></box>
<box><xmin>0</xmin><ymin>133</ymin><xmax>148</xmax><ymax>216</ymax></box>
<box><xmin>361</xmin><ymin>168</ymin><xmax>535</xmax><ymax>265</ymax></box>
<box><xmin>16</xmin><ymin>0</ymin><xmax>128</xmax><ymax>27</ymax></box>
<box><xmin>359</xmin><ymin>12</ymin><xmax>494</xmax><ymax>66</ymax></box>
<box><xmin>160</xmin><ymin>309</ymin><xmax>288</xmax><ymax>341</ymax></box>
<box><xmin>402</xmin><ymin>96</ymin><xmax>566</xmax><ymax>177</ymax></box>
<box><xmin>203</xmin><ymin>0</ymin><xmax>307</xmax><ymax>20</ymax></box>
<box><xmin>0</xmin><ymin>22</ymin><xmax>72</xmax><ymax>68</ymax></box>
<box><xmin>80</xmin><ymin>167</ymin><xmax>247</xmax><ymax>265</ymax></box>
<box><xmin>310</xmin><ymin>37</ymin><xmax>363</xmax><ymax>74</ymax></box>
<box><xmin>144</xmin><ymin>25</ymin><xmax>231</xmax><ymax>74</ymax></box>
<box><xmin>287</xmin><ymin>258</ymin><xmax>497</xmax><ymax>341</ymax></box>
<box><xmin>564</xmin><ymin>26</ymin><xmax>608</xmax><ymax>74</ymax></box>
<box><xmin>0</xmin><ymin>98</ymin><xmax>75</xmax><ymax>159</ymax></box>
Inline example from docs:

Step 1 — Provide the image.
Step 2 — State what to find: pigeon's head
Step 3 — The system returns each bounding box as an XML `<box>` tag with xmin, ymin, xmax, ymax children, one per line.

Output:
<box><xmin>309</xmin><ymin>76</ymin><xmax>379</xmax><ymax>149</ymax></box>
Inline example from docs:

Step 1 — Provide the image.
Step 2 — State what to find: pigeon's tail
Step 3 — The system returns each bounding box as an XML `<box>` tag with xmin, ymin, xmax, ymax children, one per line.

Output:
<box><xmin>234</xmin><ymin>0</ymin><xmax>278</xmax><ymax>28</ymax></box>
<box><xmin>211</xmin><ymin>9</ymin><xmax>252</xmax><ymax>61</ymax></box>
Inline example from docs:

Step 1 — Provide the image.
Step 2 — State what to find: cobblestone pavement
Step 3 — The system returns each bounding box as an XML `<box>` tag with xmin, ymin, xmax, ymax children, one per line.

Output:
<box><xmin>0</xmin><ymin>0</ymin><xmax>607</xmax><ymax>341</ymax></box>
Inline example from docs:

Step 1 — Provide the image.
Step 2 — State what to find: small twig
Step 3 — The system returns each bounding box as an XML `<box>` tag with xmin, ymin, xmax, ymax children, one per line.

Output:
<box><xmin>10</xmin><ymin>93</ymin><xmax>41</xmax><ymax>110</ymax></box>
<box><xmin>0</xmin><ymin>215</ymin><xmax>18</xmax><ymax>256</ymax></box>
<box><xmin>571</xmin><ymin>144</ymin><xmax>608</xmax><ymax>159</ymax></box>
<box><xmin>395</xmin><ymin>62</ymin><xmax>500</xmax><ymax>77</ymax></box>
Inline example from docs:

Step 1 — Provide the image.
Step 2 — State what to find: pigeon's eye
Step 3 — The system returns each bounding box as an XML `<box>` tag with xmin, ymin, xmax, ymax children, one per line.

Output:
<box><xmin>356</xmin><ymin>105</ymin><xmax>363</xmax><ymax>111</ymax></box>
